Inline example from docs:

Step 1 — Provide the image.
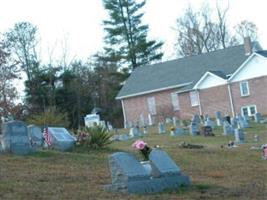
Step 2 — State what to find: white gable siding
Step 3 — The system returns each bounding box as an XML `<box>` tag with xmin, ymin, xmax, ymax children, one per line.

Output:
<box><xmin>231</xmin><ymin>54</ymin><xmax>267</xmax><ymax>82</ymax></box>
<box><xmin>196</xmin><ymin>74</ymin><xmax>226</xmax><ymax>89</ymax></box>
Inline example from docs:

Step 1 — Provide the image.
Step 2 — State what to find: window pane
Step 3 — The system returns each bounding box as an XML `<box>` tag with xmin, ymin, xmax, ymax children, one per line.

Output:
<box><xmin>240</xmin><ymin>81</ymin><xmax>249</xmax><ymax>96</ymax></box>
<box><xmin>250</xmin><ymin>106</ymin><xmax>256</xmax><ymax>115</ymax></box>
<box><xmin>190</xmin><ymin>91</ymin><xmax>199</xmax><ymax>106</ymax></box>
<box><xmin>147</xmin><ymin>97</ymin><xmax>156</xmax><ymax>115</ymax></box>
<box><xmin>242</xmin><ymin>107</ymin><xmax>248</xmax><ymax>116</ymax></box>
<box><xmin>171</xmin><ymin>93</ymin><xmax>180</xmax><ymax>111</ymax></box>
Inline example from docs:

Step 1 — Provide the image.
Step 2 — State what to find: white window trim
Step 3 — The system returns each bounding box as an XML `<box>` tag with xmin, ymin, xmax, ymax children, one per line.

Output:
<box><xmin>190</xmin><ymin>91</ymin><xmax>199</xmax><ymax>107</ymax></box>
<box><xmin>241</xmin><ymin>105</ymin><xmax>257</xmax><ymax>116</ymax></box>
<box><xmin>240</xmin><ymin>81</ymin><xmax>250</xmax><ymax>97</ymax></box>
<box><xmin>171</xmin><ymin>92</ymin><xmax>180</xmax><ymax>111</ymax></box>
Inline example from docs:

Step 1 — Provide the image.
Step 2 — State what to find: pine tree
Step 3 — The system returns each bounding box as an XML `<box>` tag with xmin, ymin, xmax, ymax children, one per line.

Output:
<box><xmin>103</xmin><ymin>0</ymin><xmax>163</xmax><ymax>69</ymax></box>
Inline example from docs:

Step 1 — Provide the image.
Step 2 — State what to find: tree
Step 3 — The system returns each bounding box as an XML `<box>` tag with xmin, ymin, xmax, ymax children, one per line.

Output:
<box><xmin>0</xmin><ymin>41</ymin><xmax>19</xmax><ymax>119</ymax></box>
<box><xmin>102</xmin><ymin>0</ymin><xmax>164</xmax><ymax>69</ymax></box>
<box><xmin>175</xmin><ymin>5</ymin><xmax>220</xmax><ymax>56</ymax></box>
<box><xmin>175</xmin><ymin>2</ymin><xmax>255</xmax><ymax>57</ymax></box>
<box><xmin>4</xmin><ymin>22</ymin><xmax>40</xmax><ymax>81</ymax></box>
<box><xmin>235</xmin><ymin>20</ymin><xmax>258</xmax><ymax>42</ymax></box>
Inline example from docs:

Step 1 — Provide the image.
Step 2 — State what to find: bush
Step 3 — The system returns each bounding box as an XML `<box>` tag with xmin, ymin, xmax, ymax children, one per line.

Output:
<box><xmin>27</xmin><ymin>107</ymin><xmax>69</xmax><ymax>127</ymax></box>
<box><xmin>78</xmin><ymin>126</ymin><xmax>113</xmax><ymax>149</ymax></box>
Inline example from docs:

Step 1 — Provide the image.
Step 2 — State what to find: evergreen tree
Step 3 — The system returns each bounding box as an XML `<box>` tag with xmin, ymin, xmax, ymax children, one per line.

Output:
<box><xmin>103</xmin><ymin>0</ymin><xmax>164</xmax><ymax>69</ymax></box>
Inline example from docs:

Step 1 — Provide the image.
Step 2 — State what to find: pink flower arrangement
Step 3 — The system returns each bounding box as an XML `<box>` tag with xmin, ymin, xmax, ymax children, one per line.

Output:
<box><xmin>132</xmin><ymin>140</ymin><xmax>151</xmax><ymax>161</ymax></box>
<box><xmin>132</xmin><ymin>140</ymin><xmax>146</xmax><ymax>150</ymax></box>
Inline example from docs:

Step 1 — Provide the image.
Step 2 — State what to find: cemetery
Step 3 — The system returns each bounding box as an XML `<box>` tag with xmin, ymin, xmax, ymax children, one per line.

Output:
<box><xmin>0</xmin><ymin>113</ymin><xmax>267</xmax><ymax>200</ymax></box>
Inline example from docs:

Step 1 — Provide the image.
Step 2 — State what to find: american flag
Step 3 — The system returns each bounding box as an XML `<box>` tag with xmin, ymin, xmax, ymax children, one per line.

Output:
<box><xmin>43</xmin><ymin>126</ymin><xmax>52</xmax><ymax>146</ymax></box>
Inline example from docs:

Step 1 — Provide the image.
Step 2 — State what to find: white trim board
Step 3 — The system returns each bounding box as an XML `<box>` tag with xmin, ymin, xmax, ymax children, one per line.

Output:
<box><xmin>229</xmin><ymin>53</ymin><xmax>267</xmax><ymax>82</ymax></box>
<box><xmin>193</xmin><ymin>71</ymin><xmax>227</xmax><ymax>90</ymax></box>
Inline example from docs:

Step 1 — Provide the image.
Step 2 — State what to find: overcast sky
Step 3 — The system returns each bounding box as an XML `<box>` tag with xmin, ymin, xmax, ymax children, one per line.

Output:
<box><xmin>1</xmin><ymin>0</ymin><xmax>267</xmax><ymax>64</ymax></box>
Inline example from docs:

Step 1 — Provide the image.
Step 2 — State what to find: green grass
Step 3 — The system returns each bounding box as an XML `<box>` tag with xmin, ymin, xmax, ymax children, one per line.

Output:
<box><xmin>0</xmin><ymin>122</ymin><xmax>267</xmax><ymax>199</ymax></box>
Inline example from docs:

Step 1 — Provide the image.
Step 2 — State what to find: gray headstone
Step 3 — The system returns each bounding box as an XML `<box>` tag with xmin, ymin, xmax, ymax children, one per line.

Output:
<box><xmin>231</xmin><ymin>117</ymin><xmax>238</xmax><ymax>128</ymax></box>
<box><xmin>1</xmin><ymin>121</ymin><xmax>31</xmax><ymax>155</ymax></box>
<box><xmin>143</xmin><ymin>126</ymin><xmax>148</xmax><ymax>134</ymax></box>
<box><xmin>170</xmin><ymin>127</ymin><xmax>184</xmax><ymax>136</ymax></box>
<box><xmin>109</xmin><ymin>152</ymin><xmax>150</xmax><ymax>185</ymax></box>
<box><xmin>237</xmin><ymin>115</ymin><xmax>249</xmax><ymax>128</ymax></box>
<box><xmin>129</xmin><ymin>127</ymin><xmax>143</xmax><ymax>138</ymax></box>
<box><xmin>204</xmin><ymin>117</ymin><xmax>215</xmax><ymax>129</ymax></box>
<box><xmin>254</xmin><ymin>113</ymin><xmax>262</xmax><ymax>123</ymax></box>
<box><xmin>189</xmin><ymin>121</ymin><xmax>199</xmax><ymax>136</ymax></box>
<box><xmin>234</xmin><ymin>128</ymin><xmax>245</xmax><ymax>143</ymax></box>
<box><xmin>106</xmin><ymin>151</ymin><xmax>191</xmax><ymax>194</ymax></box>
<box><xmin>139</xmin><ymin>114</ymin><xmax>145</xmax><ymax>127</ymax></box>
<box><xmin>158</xmin><ymin>122</ymin><xmax>166</xmax><ymax>134</ymax></box>
<box><xmin>215</xmin><ymin>111</ymin><xmax>223</xmax><ymax>126</ymax></box>
<box><xmin>192</xmin><ymin>114</ymin><xmax>201</xmax><ymax>124</ymax></box>
<box><xmin>149</xmin><ymin>149</ymin><xmax>181</xmax><ymax>177</ymax></box>
<box><xmin>223</xmin><ymin>121</ymin><xmax>234</xmax><ymax>135</ymax></box>
<box><xmin>27</xmin><ymin>125</ymin><xmax>44</xmax><ymax>148</ymax></box>
<box><xmin>165</xmin><ymin>118</ymin><xmax>172</xmax><ymax>124</ymax></box>
<box><xmin>172</xmin><ymin>116</ymin><xmax>178</xmax><ymax>127</ymax></box>
<box><xmin>48</xmin><ymin>127</ymin><xmax>76</xmax><ymax>151</ymax></box>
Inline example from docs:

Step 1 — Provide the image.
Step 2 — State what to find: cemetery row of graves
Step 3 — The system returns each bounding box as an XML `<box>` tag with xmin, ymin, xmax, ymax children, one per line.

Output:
<box><xmin>0</xmin><ymin>111</ymin><xmax>267</xmax><ymax>199</ymax></box>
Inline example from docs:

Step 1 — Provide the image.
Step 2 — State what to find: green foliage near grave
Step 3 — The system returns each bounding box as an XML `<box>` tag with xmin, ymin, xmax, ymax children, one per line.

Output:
<box><xmin>26</xmin><ymin>107</ymin><xmax>69</xmax><ymax>127</ymax></box>
<box><xmin>78</xmin><ymin>126</ymin><xmax>113</xmax><ymax>149</ymax></box>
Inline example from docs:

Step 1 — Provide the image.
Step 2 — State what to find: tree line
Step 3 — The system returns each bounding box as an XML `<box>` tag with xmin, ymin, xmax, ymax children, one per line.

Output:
<box><xmin>0</xmin><ymin>0</ymin><xmax>258</xmax><ymax>128</ymax></box>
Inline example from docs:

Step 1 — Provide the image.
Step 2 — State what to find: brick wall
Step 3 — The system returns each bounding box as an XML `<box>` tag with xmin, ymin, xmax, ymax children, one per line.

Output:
<box><xmin>231</xmin><ymin>75</ymin><xmax>267</xmax><ymax>115</ymax></box>
<box><xmin>122</xmin><ymin>75</ymin><xmax>267</xmax><ymax>125</ymax></box>
<box><xmin>123</xmin><ymin>88</ymin><xmax>200</xmax><ymax>125</ymax></box>
<box><xmin>178</xmin><ymin>92</ymin><xmax>200</xmax><ymax>119</ymax></box>
<box><xmin>199</xmin><ymin>84</ymin><xmax>232</xmax><ymax>117</ymax></box>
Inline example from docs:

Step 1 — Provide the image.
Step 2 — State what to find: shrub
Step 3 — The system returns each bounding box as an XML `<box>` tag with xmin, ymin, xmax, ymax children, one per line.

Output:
<box><xmin>27</xmin><ymin>107</ymin><xmax>69</xmax><ymax>127</ymax></box>
<box><xmin>80</xmin><ymin>126</ymin><xmax>113</xmax><ymax>149</ymax></box>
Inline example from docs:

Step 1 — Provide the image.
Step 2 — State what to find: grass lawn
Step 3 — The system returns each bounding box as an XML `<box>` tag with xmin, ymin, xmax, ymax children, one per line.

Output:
<box><xmin>0</xmin><ymin>122</ymin><xmax>267</xmax><ymax>200</ymax></box>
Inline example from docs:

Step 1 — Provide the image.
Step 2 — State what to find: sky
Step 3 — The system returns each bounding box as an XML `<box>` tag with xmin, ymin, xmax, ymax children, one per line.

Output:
<box><xmin>1</xmin><ymin>0</ymin><xmax>267</xmax><ymax>100</ymax></box>
<box><xmin>1</xmin><ymin>0</ymin><xmax>267</xmax><ymax>63</ymax></box>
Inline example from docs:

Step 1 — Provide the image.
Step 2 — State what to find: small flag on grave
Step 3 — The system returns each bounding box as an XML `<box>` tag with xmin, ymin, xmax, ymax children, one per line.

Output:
<box><xmin>43</xmin><ymin>126</ymin><xmax>52</xmax><ymax>146</ymax></box>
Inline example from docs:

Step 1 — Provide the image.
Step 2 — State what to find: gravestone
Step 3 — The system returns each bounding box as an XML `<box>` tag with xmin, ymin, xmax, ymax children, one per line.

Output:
<box><xmin>200</xmin><ymin>126</ymin><xmax>214</xmax><ymax>136</ymax></box>
<box><xmin>139</xmin><ymin>114</ymin><xmax>145</xmax><ymax>127</ymax></box>
<box><xmin>27</xmin><ymin>125</ymin><xmax>44</xmax><ymax>148</ymax></box>
<box><xmin>129</xmin><ymin>127</ymin><xmax>143</xmax><ymax>138</ymax></box>
<box><xmin>158</xmin><ymin>122</ymin><xmax>166</xmax><ymax>134</ymax></box>
<box><xmin>107</xmin><ymin>122</ymin><xmax>113</xmax><ymax>131</ymax></box>
<box><xmin>148</xmin><ymin>114</ymin><xmax>153</xmax><ymax>126</ymax></box>
<box><xmin>224</xmin><ymin>115</ymin><xmax>231</xmax><ymax>124</ymax></box>
<box><xmin>234</xmin><ymin>128</ymin><xmax>245</xmax><ymax>143</ymax></box>
<box><xmin>143</xmin><ymin>126</ymin><xmax>148</xmax><ymax>134</ymax></box>
<box><xmin>231</xmin><ymin>117</ymin><xmax>238</xmax><ymax>128</ymax></box>
<box><xmin>112</xmin><ymin>134</ymin><xmax>129</xmax><ymax>141</ymax></box>
<box><xmin>149</xmin><ymin>149</ymin><xmax>190</xmax><ymax>187</ymax></box>
<box><xmin>165</xmin><ymin>118</ymin><xmax>172</xmax><ymax>124</ymax></box>
<box><xmin>1</xmin><ymin>121</ymin><xmax>31</xmax><ymax>155</ymax></box>
<box><xmin>192</xmin><ymin>114</ymin><xmax>201</xmax><ymax>124</ymax></box>
<box><xmin>106</xmin><ymin>150</ymin><xmax>190</xmax><ymax>194</ymax></box>
<box><xmin>84</xmin><ymin>113</ymin><xmax>100</xmax><ymax>127</ymax></box>
<box><xmin>189</xmin><ymin>121</ymin><xmax>199</xmax><ymax>136</ymax></box>
<box><xmin>107</xmin><ymin>152</ymin><xmax>151</xmax><ymax>193</ymax></box>
<box><xmin>172</xmin><ymin>116</ymin><xmax>178</xmax><ymax>127</ymax></box>
<box><xmin>215</xmin><ymin>111</ymin><xmax>223</xmax><ymax>126</ymax></box>
<box><xmin>204</xmin><ymin>117</ymin><xmax>215</xmax><ymax>129</ymax></box>
<box><xmin>254</xmin><ymin>113</ymin><xmax>263</xmax><ymax>123</ymax></box>
<box><xmin>48</xmin><ymin>127</ymin><xmax>76</xmax><ymax>151</ymax></box>
<box><xmin>223</xmin><ymin>121</ymin><xmax>234</xmax><ymax>135</ymax></box>
<box><xmin>170</xmin><ymin>127</ymin><xmax>184</xmax><ymax>136</ymax></box>
<box><xmin>237</xmin><ymin>115</ymin><xmax>249</xmax><ymax>128</ymax></box>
